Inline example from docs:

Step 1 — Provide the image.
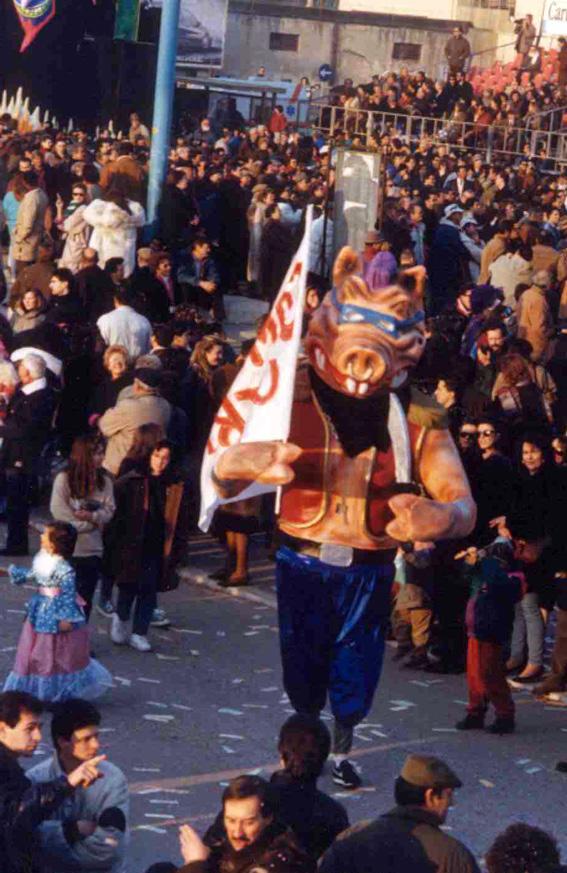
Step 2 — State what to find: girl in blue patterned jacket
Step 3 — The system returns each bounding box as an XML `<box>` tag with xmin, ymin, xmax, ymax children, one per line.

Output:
<box><xmin>1</xmin><ymin>522</ymin><xmax>112</xmax><ymax>701</ymax></box>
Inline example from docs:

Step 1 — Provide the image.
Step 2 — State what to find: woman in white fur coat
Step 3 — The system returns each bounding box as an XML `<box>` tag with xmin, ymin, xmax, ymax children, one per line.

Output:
<box><xmin>83</xmin><ymin>188</ymin><xmax>145</xmax><ymax>278</ymax></box>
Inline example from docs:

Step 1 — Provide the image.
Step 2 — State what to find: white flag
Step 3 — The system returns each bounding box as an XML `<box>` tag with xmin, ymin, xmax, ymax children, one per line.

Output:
<box><xmin>199</xmin><ymin>207</ymin><xmax>313</xmax><ymax>532</ymax></box>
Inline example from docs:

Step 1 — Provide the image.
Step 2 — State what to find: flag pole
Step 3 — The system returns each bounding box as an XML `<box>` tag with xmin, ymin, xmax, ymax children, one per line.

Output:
<box><xmin>145</xmin><ymin>0</ymin><xmax>181</xmax><ymax>238</ymax></box>
<box><xmin>274</xmin><ymin>204</ymin><xmax>314</xmax><ymax>517</ymax></box>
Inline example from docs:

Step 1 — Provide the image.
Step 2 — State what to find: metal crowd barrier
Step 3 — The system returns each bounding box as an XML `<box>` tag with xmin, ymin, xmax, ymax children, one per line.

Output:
<box><xmin>311</xmin><ymin>105</ymin><xmax>567</xmax><ymax>170</ymax></box>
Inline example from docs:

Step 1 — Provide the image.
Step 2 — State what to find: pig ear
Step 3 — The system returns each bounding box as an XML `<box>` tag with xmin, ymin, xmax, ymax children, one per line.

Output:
<box><xmin>332</xmin><ymin>246</ymin><xmax>361</xmax><ymax>288</ymax></box>
<box><xmin>340</xmin><ymin>276</ymin><xmax>372</xmax><ymax>303</ymax></box>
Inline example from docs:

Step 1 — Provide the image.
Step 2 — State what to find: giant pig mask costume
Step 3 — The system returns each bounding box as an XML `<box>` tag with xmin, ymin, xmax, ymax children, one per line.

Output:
<box><xmin>305</xmin><ymin>248</ymin><xmax>426</xmax><ymax>397</ymax></box>
<box><xmin>214</xmin><ymin>246</ymin><xmax>476</xmax><ymax>761</ymax></box>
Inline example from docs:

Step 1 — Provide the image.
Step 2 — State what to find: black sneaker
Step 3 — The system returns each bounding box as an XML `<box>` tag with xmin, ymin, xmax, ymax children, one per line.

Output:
<box><xmin>332</xmin><ymin>759</ymin><xmax>362</xmax><ymax>790</ymax></box>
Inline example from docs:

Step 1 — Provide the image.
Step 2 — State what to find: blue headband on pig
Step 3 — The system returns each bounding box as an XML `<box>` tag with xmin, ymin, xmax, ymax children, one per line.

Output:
<box><xmin>330</xmin><ymin>288</ymin><xmax>424</xmax><ymax>340</ymax></box>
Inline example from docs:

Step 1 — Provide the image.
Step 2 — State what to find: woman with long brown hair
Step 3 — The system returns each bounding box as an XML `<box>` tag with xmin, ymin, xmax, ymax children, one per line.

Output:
<box><xmin>50</xmin><ymin>434</ymin><xmax>115</xmax><ymax>619</ymax></box>
<box><xmin>117</xmin><ymin>422</ymin><xmax>165</xmax><ymax>477</ymax></box>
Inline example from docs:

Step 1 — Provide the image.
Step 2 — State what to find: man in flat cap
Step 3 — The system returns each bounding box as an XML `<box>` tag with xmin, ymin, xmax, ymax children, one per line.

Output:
<box><xmin>319</xmin><ymin>755</ymin><xmax>479</xmax><ymax>873</ymax></box>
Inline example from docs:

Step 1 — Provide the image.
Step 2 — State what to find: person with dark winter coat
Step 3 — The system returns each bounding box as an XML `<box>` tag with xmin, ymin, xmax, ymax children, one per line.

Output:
<box><xmin>455</xmin><ymin>539</ymin><xmax>521</xmax><ymax>734</ymax></box>
<box><xmin>319</xmin><ymin>755</ymin><xmax>478</xmax><ymax>873</ymax></box>
<box><xmin>159</xmin><ymin>173</ymin><xmax>199</xmax><ymax>249</ymax></box>
<box><xmin>204</xmin><ymin>716</ymin><xmax>348</xmax><ymax>861</ymax></box>
<box><xmin>177</xmin><ymin>776</ymin><xmax>315</xmax><ymax>873</ymax></box>
<box><xmin>427</xmin><ymin>205</ymin><xmax>470</xmax><ymax>314</ymax></box>
<box><xmin>260</xmin><ymin>206</ymin><xmax>294</xmax><ymax>304</ymax></box>
<box><xmin>0</xmin><ymin>354</ymin><xmax>57</xmax><ymax>556</ymax></box>
<box><xmin>105</xmin><ymin>440</ymin><xmax>190</xmax><ymax>652</ymax></box>
<box><xmin>129</xmin><ymin>252</ymin><xmax>171</xmax><ymax>324</ymax></box>
<box><xmin>0</xmin><ymin>690</ymin><xmax>105</xmax><ymax>873</ymax></box>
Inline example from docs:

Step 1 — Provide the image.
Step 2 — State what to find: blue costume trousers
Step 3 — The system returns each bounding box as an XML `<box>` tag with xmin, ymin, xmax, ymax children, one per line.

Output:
<box><xmin>276</xmin><ymin>546</ymin><xmax>394</xmax><ymax>742</ymax></box>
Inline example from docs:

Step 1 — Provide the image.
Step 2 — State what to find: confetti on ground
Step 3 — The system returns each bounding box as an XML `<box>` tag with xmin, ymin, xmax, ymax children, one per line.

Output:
<box><xmin>219</xmin><ymin>733</ymin><xmax>244</xmax><ymax>740</ymax></box>
<box><xmin>0</xmin><ymin>646</ymin><xmax>16</xmax><ymax>652</ymax></box>
<box><xmin>190</xmin><ymin>650</ymin><xmax>200</xmax><ymax>656</ymax></box>
<box><xmin>353</xmin><ymin>733</ymin><xmax>372</xmax><ymax>742</ymax></box>
<box><xmin>409</xmin><ymin>680</ymin><xmax>431</xmax><ymax>687</ymax></box>
<box><xmin>479</xmin><ymin>779</ymin><xmax>495</xmax><ymax>788</ymax></box>
<box><xmin>99</xmin><ymin>727</ymin><xmax>116</xmax><ymax>733</ymax></box>
<box><xmin>156</xmin><ymin>654</ymin><xmax>180</xmax><ymax>661</ymax></box>
<box><xmin>516</xmin><ymin>758</ymin><xmax>531</xmax><ymax>765</ymax></box>
<box><xmin>232</xmin><ymin>678</ymin><xmax>244</xmax><ymax>684</ymax></box>
<box><xmin>143</xmin><ymin>715</ymin><xmax>175</xmax><ymax>722</ymax></box>
<box><xmin>260</xmin><ymin>686</ymin><xmax>278</xmax><ymax>692</ymax></box>
<box><xmin>173</xmin><ymin>629</ymin><xmax>203</xmax><ymax>635</ymax></box>
<box><xmin>432</xmin><ymin>727</ymin><xmax>458</xmax><ymax>732</ymax></box>
<box><xmin>244</xmin><ymin>631</ymin><xmax>259</xmax><ymax>636</ymax></box>
<box><xmin>371</xmin><ymin>729</ymin><xmax>388</xmax><ymax>738</ymax></box>
<box><xmin>133</xmin><ymin>767</ymin><xmax>161</xmax><ymax>773</ymax></box>
<box><xmin>134</xmin><ymin>824</ymin><xmax>167</xmax><ymax>834</ymax></box>
<box><xmin>222</xmin><ymin>745</ymin><xmax>236</xmax><ymax>753</ymax></box>
<box><xmin>218</xmin><ymin>707</ymin><xmax>243</xmax><ymax>715</ymax></box>
<box><xmin>7</xmin><ymin>609</ymin><xmax>25</xmax><ymax>614</ymax></box>
<box><xmin>254</xmin><ymin>668</ymin><xmax>274</xmax><ymax>673</ymax></box>
<box><xmin>147</xmin><ymin>702</ymin><xmax>169</xmax><ymax>708</ymax></box>
<box><xmin>171</xmin><ymin>703</ymin><xmax>192</xmax><ymax>712</ymax></box>
<box><xmin>149</xmin><ymin>799</ymin><xmax>179</xmax><ymax>805</ymax></box>
<box><xmin>138</xmin><ymin>678</ymin><xmax>161</xmax><ymax>684</ymax></box>
<box><xmin>525</xmin><ymin>766</ymin><xmax>543</xmax><ymax>774</ymax></box>
<box><xmin>144</xmin><ymin>813</ymin><xmax>173</xmax><ymax>819</ymax></box>
<box><xmin>242</xmin><ymin>704</ymin><xmax>268</xmax><ymax>709</ymax></box>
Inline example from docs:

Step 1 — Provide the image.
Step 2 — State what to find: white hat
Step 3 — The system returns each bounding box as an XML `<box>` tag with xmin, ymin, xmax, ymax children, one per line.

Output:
<box><xmin>445</xmin><ymin>203</ymin><xmax>464</xmax><ymax>218</ymax></box>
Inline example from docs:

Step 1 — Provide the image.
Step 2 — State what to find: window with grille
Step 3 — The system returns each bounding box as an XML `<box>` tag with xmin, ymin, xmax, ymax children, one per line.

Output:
<box><xmin>269</xmin><ymin>32</ymin><xmax>299</xmax><ymax>52</ymax></box>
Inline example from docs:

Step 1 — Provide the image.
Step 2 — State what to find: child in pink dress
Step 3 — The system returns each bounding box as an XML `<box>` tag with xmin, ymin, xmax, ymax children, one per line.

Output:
<box><xmin>1</xmin><ymin>522</ymin><xmax>112</xmax><ymax>701</ymax></box>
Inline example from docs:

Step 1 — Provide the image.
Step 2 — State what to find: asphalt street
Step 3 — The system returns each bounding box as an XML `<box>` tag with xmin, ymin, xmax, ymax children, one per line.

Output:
<box><xmin>0</xmin><ymin>531</ymin><xmax>566</xmax><ymax>872</ymax></box>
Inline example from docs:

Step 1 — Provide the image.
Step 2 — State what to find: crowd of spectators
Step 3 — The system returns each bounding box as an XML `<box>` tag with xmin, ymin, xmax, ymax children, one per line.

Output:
<box><xmin>0</xmin><ymin>34</ymin><xmax>567</xmax><ymax>871</ymax></box>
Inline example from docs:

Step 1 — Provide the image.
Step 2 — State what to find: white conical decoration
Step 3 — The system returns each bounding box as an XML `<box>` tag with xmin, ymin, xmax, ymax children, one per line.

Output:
<box><xmin>108</xmin><ymin>119</ymin><xmax>114</xmax><ymax>134</ymax></box>
<box><xmin>22</xmin><ymin>96</ymin><xmax>30</xmax><ymax>115</ymax></box>
<box><xmin>52</xmin><ymin>116</ymin><xmax>58</xmax><ymax>129</ymax></box>
<box><xmin>43</xmin><ymin>109</ymin><xmax>50</xmax><ymax>124</ymax></box>
<box><xmin>67</xmin><ymin>118</ymin><xmax>74</xmax><ymax>133</ymax></box>
<box><xmin>7</xmin><ymin>97</ymin><xmax>15</xmax><ymax>118</ymax></box>
<box><xmin>14</xmin><ymin>87</ymin><xmax>23</xmax><ymax>116</ymax></box>
<box><xmin>0</xmin><ymin>91</ymin><xmax>7</xmax><ymax>115</ymax></box>
<box><xmin>30</xmin><ymin>107</ymin><xmax>41</xmax><ymax>131</ymax></box>
<box><xmin>117</xmin><ymin>130</ymin><xmax>123</xmax><ymax>140</ymax></box>
<box><xmin>95</xmin><ymin>125</ymin><xmax>100</xmax><ymax>139</ymax></box>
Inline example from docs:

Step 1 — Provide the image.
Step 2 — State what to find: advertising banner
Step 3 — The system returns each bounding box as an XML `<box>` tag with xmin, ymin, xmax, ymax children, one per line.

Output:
<box><xmin>144</xmin><ymin>0</ymin><xmax>228</xmax><ymax>67</ymax></box>
<box><xmin>542</xmin><ymin>0</ymin><xmax>567</xmax><ymax>35</ymax></box>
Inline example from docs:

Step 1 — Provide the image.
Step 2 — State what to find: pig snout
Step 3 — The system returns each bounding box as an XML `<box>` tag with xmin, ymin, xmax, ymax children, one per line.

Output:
<box><xmin>335</xmin><ymin>343</ymin><xmax>392</xmax><ymax>386</ymax></box>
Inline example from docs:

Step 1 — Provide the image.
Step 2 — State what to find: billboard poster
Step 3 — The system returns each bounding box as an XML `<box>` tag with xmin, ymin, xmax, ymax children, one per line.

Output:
<box><xmin>142</xmin><ymin>0</ymin><xmax>228</xmax><ymax>67</ymax></box>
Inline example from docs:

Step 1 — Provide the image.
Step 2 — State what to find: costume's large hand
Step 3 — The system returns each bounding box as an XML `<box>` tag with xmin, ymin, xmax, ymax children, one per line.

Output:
<box><xmin>216</xmin><ymin>441</ymin><xmax>302</xmax><ymax>487</ymax></box>
<box><xmin>386</xmin><ymin>494</ymin><xmax>457</xmax><ymax>542</ymax></box>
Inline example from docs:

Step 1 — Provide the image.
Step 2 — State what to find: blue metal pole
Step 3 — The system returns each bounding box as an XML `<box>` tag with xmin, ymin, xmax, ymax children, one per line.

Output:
<box><xmin>146</xmin><ymin>0</ymin><xmax>181</xmax><ymax>236</ymax></box>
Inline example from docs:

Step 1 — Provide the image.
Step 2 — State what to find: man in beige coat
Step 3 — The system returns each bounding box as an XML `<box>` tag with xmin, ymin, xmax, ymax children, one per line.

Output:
<box><xmin>12</xmin><ymin>171</ymin><xmax>49</xmax><ymax>275</ymax></box>
<box><xmin>517</xmin><ymin>270</ymin><xmax>556</xmax><ymax>364</ymax></box>
<box><xmin>99</xmin><ymin>369</ymin><xmax>171</xmax><ymax>475</ymax></box>
<box><xmin>478</xmin><ymin>219</ymin><xmax>513</xmax><ymax>284</ymax></box>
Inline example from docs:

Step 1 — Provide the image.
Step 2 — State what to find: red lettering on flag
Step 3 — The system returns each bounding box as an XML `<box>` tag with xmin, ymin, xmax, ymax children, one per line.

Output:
<box><xmin>207</xmin><ymin>397</ymin><xmax>246</xmax><ymax>454</ymax></box>
<box><xmin>235</xmin><ymin>360</ymin><xmax>279</xmax><ymax>406</ymax></box>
